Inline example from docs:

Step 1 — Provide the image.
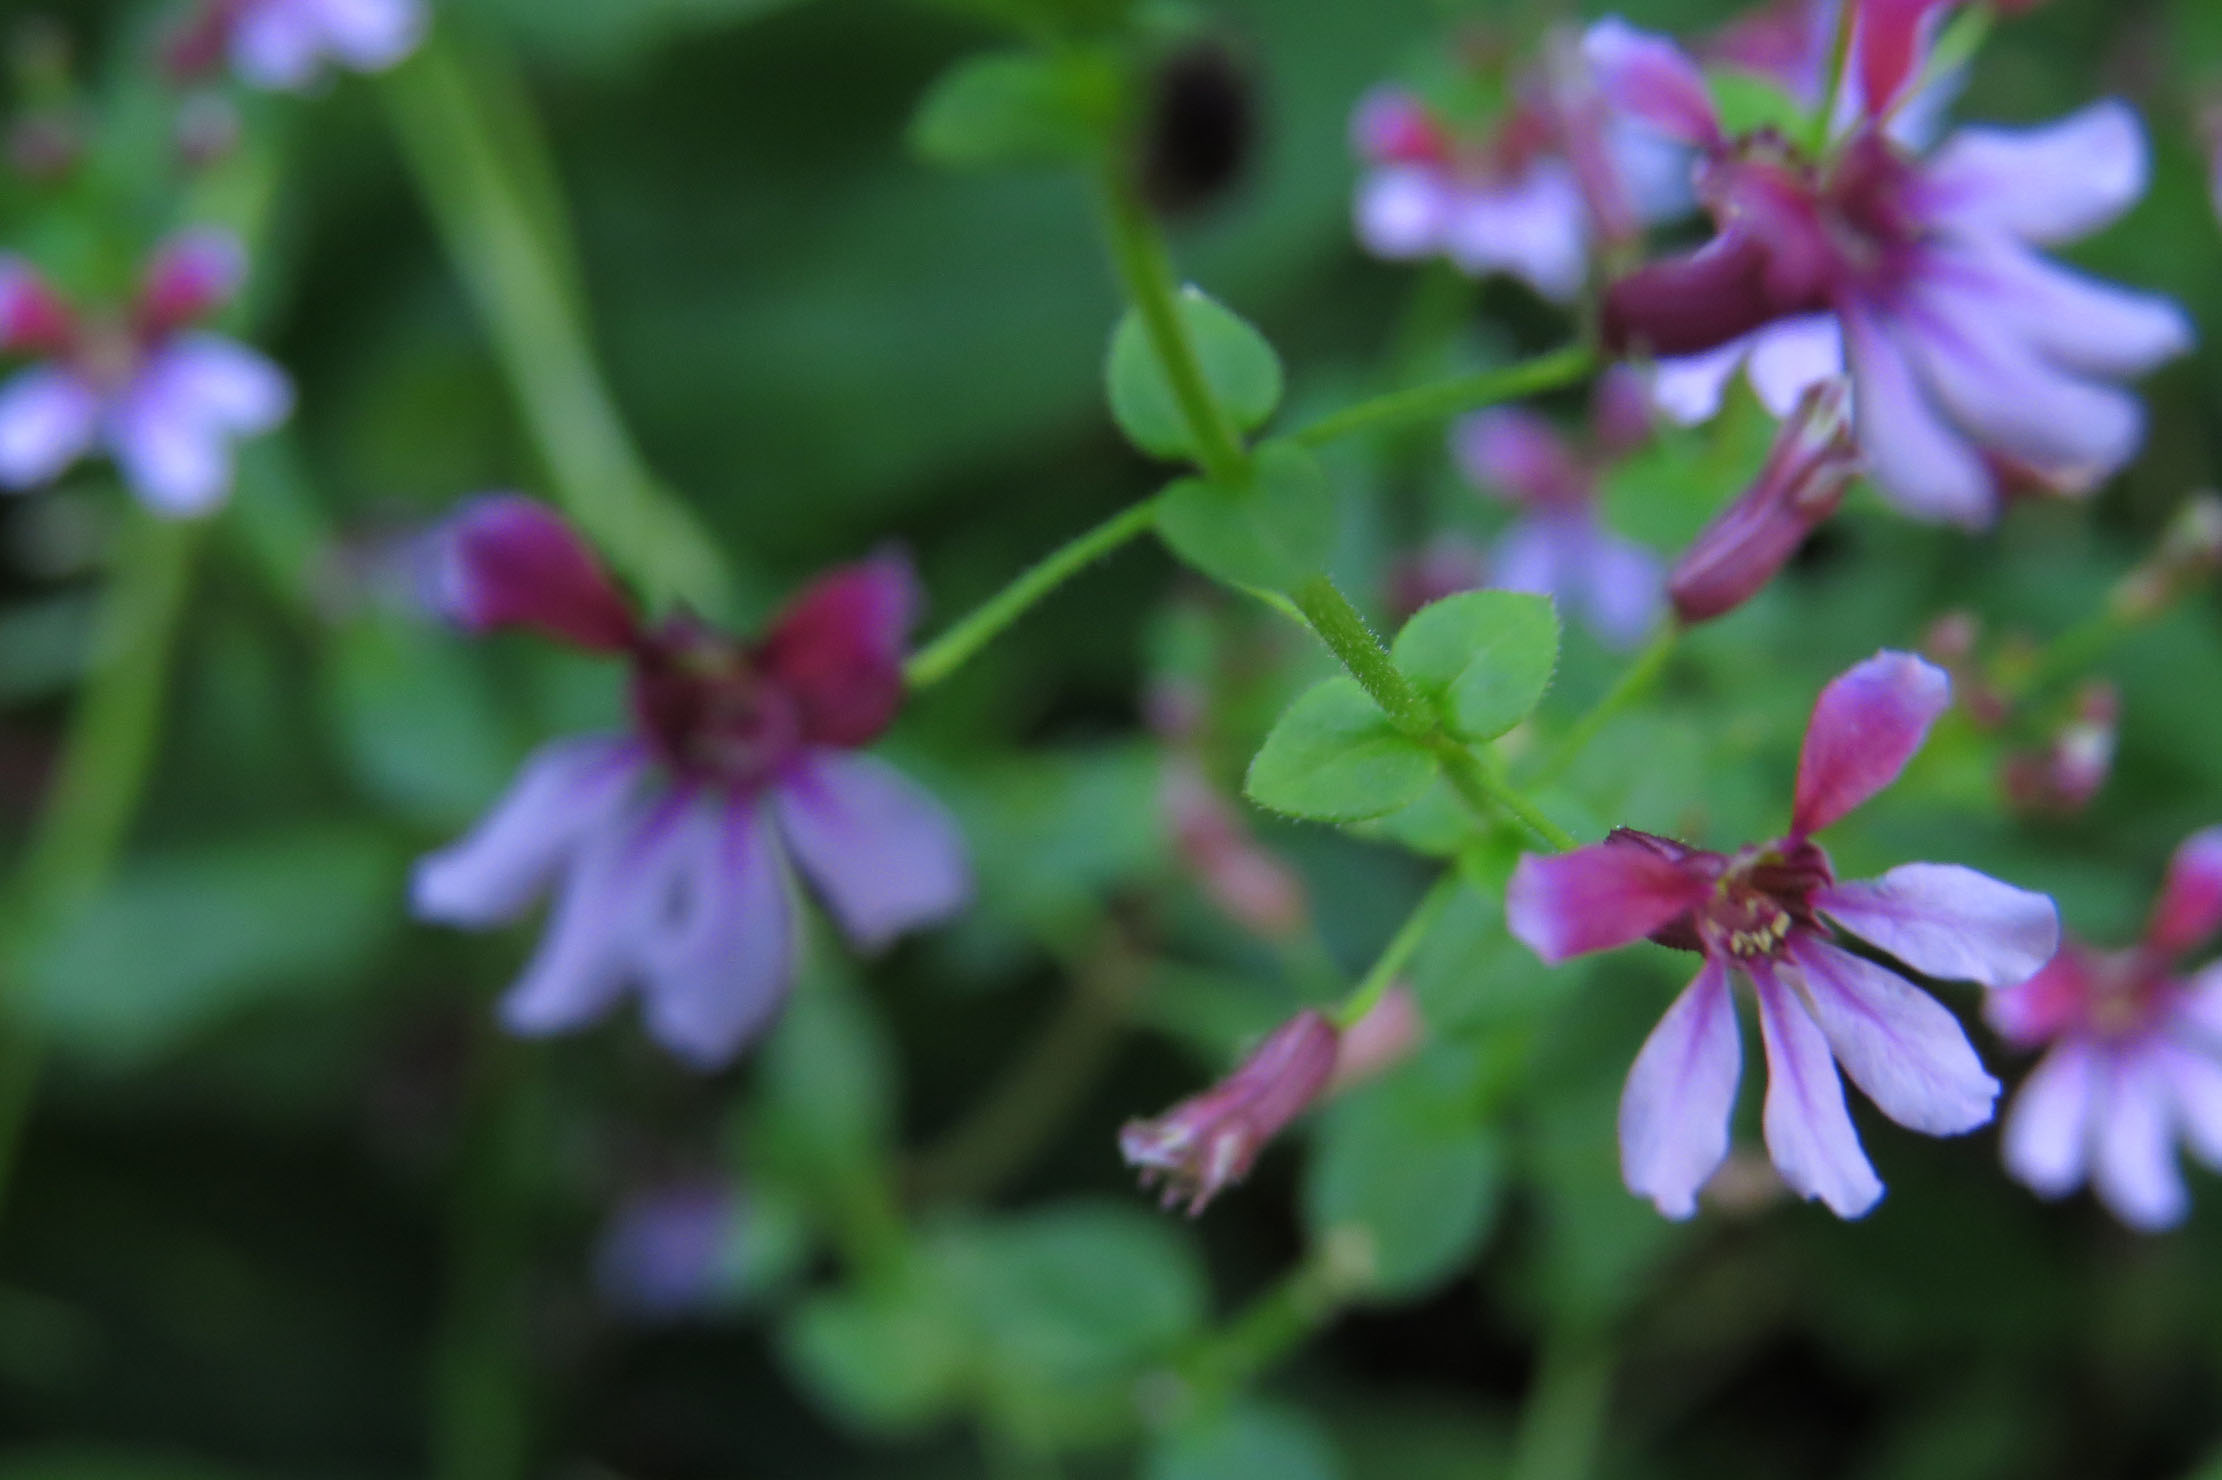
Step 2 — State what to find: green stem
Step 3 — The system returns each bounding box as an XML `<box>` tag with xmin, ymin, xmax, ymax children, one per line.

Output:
<box><xmin>0</xmin><ymin>513</ymin><xmax>200</xmax><ymax>1212</ymax></box>
<box><xmin>383</xmin><ymin>34</ymin><xmax>735</xmax><ymax>615</ymax></box>
<box><xmin>1180</xmin><ymin>1245</ymin><xmax>1356</xmax><ymax>1396</ymax></box>
<box><xmin>1333</xmin><ymin>871</ymin><xmax>1461</xmax><ymax>1030</ymax></box>
<box><xmin>1290</xmin><ymin>575</ymin><xmax>1435</xmax><ymax>738</ymax></box>
<box><xmin>2017</xmin><ymin>607</ymin><xmax>2134</xmax><ymax>699</ymax></box>
<box><xmin>906</xmin><ymin>497</ymin><xmax>1162</xmax><ymax>690</ymax></box>
<box><xmin>1531</xmin><ymin>624</ymin><xmax>1681</xmax><ymax>786</ymax></box>
<box><xmin>1437</xmin><ymin>742</ymin><xmax>1579</xmax><ymax>852</ymax></box>
<box><xmin>1291</xmin><ymin>345</ymin><xmax>1595</xmax><ymax>450</ymax></box>
<box><xmin>1508</xmin><ymin>1324</ymin><xmax>1616</xmax><ymax>1480</ymax></box>
<box><xmin>1099</xmin><ymin>169</ymin><xmax>1249</xmax><ymax>486</ymax></box>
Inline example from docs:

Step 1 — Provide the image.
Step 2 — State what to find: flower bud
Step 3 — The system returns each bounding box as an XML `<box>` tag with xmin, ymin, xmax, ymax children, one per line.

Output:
<box><xmin>1139</xmin><ymin>40</ymin><xmax>1255</xmax><ymax>217</ymax></box>
<box><xmin>2001</xmin><ymin>680</ymin><xmax>2118</xmax><ymax>816</ymax></box>
<box><xmin>427</xmin><ymin>495</ymin><xmax>641</xmax><ymax>653</ymax></box>
<box><xmin>2111</xmin><ymin>492</ymin><xmax>2222</xmax><ymax>621</ymax></box>
<box><xmin>1120</xmin><ymin>1010</ymin><xmax>1339</xmax><ymax>1215</ymax></box>
<box><xmin>0</xmin><ymin>260</ymin><xmax>73</xmax><ymax>354</ymax></box>
<box><xmin>1326</xmin><ymin>984</ymin><xmax>1422</xmax><ymax>1093</ymax></box>
<box><xmin>1162</xmin><ymin>761</ymin><xmax>1310</xmax><ymax>941</ymax></box>
<box><xmin>135</xmin><ymin>229</ymin><xmax>245</xmax><ymax>338</ymax></box>
<box><xmin>1667</xmin><ymin>379</ymin><xmax>1856</xmax><ymax>623</ymax></box>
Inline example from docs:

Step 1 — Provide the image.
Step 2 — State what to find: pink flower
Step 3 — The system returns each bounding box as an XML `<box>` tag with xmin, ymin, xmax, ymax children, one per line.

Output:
<box><xmin>1988</xmin><ymin>830</ymin><xmax>2222</xmax><ymax>1229</ymax></box>
<box><xmin>1507</xmin><ymin>652</ymin><xmax>2058</xmax><ymax>1218</ymax></box>
<box><xmin>1122</xmin><ymin>1010</ymin><xmax>1340</xmax><ymax>1214</ymax></box>
<box><xmin>412</xmin><ymin>497</ymin><xmax>971</xmax><ymax>1070</ymax></box>
<box><xmin>1450</xmin><ymin>367</ymin><xmax>1664</xmax><ymax>647</ymax></box>
<box><xmin>1591</xmin><ymin>13</ymin><xmax>2191</xmax><ymax>527</ymax></box>
<box><xmin>0</xmin><ymin>232</ymin><xmax>292</xmax><ymax>515</ymax></box>
<box><xmin>168</xmin><ymin>0</ymin><xmax>426</xmax><ymax>91</ymax></box>
<box><xmin>1349</xmin><ymin>63</ymin><xmax>1689</xmax><ymax>303</ymax></box>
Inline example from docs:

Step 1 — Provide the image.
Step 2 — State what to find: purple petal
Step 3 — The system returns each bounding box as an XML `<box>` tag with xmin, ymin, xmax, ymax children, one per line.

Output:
<box><xmin>1443</xmin><ymin>167</ymin><xmax>1590</xmax><ymax>303</ymax></box>
<box><xmin>312</xmin><ymin>0</ymin><xmax>426</xmax><ymax>70</ymax></box>
<box><xmin>1619</xmin><ymin>958</ymin><xmax>1742</xmax><ymax>1219</ymax></box>
<box><xmin>1489</xmin><ymin>517</ymin><xmax>1575</xmax><ymax>602</ymax></box>
<box><xmin>1745</xmin><ymin>315</ymin><xmax>1844</xmax><ymax>417</ymax></box>
<box><xmin>2003</xmin><ymin>1040</ymin><xmax>2097</xmax><ymax>1198</ymax></box>
<box><xmin>757</xmin><ymin>554</ymin><xmax>919</xmax><ymax>749</ymax></box>
<box><xmin>1452</xmin><ymin>408</ymin><xmax>1583</xmax><ymax>509</ymax></box>
<box><xmin>595</xmin><ymin>1179</ymin><xmax>740</xmax><ymax>1320</ymax></box>
<box><xmin>1649</xmin><ymin>339</ymin><xmax>1748</xmax><ymax>425</ymax></box>
<box><xmin>1791</xmin><ymin>650</ymin><xmax>1951</xmax><ymax>836</ymax></box>
<box><xmin>1943</xmin><ymin>236</ymin><xmax>2191</xmax><ymax>380</ymax></box>
<box><xmin>432</xmin><ymin>494</ymin><xmax>639</xmax><ymax>652</ymax></box>
<box><xmin>638</xmin><ymin>802</ymin><xmax>794</xmax><ymax>1069</ymax></box>
<box><xmin>2091</xmin><ymin>1047</ymin><xmax>2187</xmax><ymax>1230</ymax></box>
<box><xmin>1986</xmin><ymin>945</ymin><xmax>2102</xmax><ymax>1049</ymax></box>
<box><xmin>108</xmin><ymin>338</ymin><xmax>293</xmax><ymax>516</ymax></box>
<box><xmin>152</xmin><ymin>334</ymin><xmax>294</xmax><ymax>433</ymax></box>
<box><xmin>1355</xmin><ymin>168</ymin><xmax>1452</xmax><ymax>260</ymax></box>
<box><xmin>2172</xmin><ymin>960</ymin><xmax>2222</xmax><ymax>1046</ymax></box>
<box><xmin>1789</xmin><ymin>937</ymin><xmax>1998</xmax><ymax>1136</ymax></box>
<box><xmin>1817</xmin><ymin>864</ymin><xmax>2058</xmax><ymax>989</ymax></box>
<box><xmin>1922</xmin><ymin>101</ymin><xmax>2148</xmax><ymax>246</ymax></box>
<box><xmin>2160</xmin><ymin>1038</ymin><xmax>2222</xmax><ymax>1173</ymax></box>
<box><xmin>1505</xmin><ymin>840</ymin><xmax>1709</xmax><ymax>965</ymax></box>
<box><xmin>1577</xmin><ymin>529</ymin><xmax>1667</xmax><ymax>651</ymax></box>
<box><xmin>775</xmin><ymin>751</ymin><xmax>971</xmax><ymax>952</ymax></box>
<box><xmin>230</xmin><ymin>0</ymin><xmax>325</xmax><ymax>89</ymax></box>
<box><xmin>412</xmin><ymin>736</ymin><xmax>646</xmax><ymax>926</ymax></box>
<box><xmin>1841</xmin><ymin>304</ymin><xmax>1995</xmax><ymax>527</ymax></box>
<box><xmin>137</xmin><ymin>232</ymin><xmax>246</xmax><ymax>334</ymax></box>
<box><xmin>2147</xmin><ymin>826</ymin><xmax>2222</xmax><ymax>956</ymax></box>
<box><xmin>1582</xmin><ymin>18</ymin><xmax>1721</xmax><ymax>148</ymax></box>
<box><xmin>0</xmin><ymin>367</ymin><xmax>100</xmax><ymax>489</ymax></box>
<box><xmin>1752</xmin><ymin>964</ymin><xmax>1885</xmax><ymax>1217</ymax></box>
<box><xmin>498</xmin><ymin>793</ymin><xmax>692</xmax><ymax>1039</ymax></box>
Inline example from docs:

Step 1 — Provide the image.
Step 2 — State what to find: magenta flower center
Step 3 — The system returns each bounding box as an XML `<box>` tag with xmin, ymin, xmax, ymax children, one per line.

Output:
<box><xmin>1616</xmin><ymin>828</ymin><xmax>1833</xmax><ymax>962</ymax></box>
<box><xmin>628</xmin><ymin>624</ymin><xmax>806</xmax><ymax>791</ymax></box>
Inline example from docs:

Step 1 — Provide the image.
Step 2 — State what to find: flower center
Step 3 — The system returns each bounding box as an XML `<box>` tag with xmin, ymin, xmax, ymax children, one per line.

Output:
<box><xmin>1697</xmin><ymin>839</ymin><xmax>1832</xmax><ymax>963</ymax></box>
<box><xmin>628</xmin><ymin>623</ymin><xmax>805</xmax><ymax>791</ymax></box>
<box><xmin>70</xmin><ymin>318</ymin><xmax>143</xmax><ymax>393</ymax></box>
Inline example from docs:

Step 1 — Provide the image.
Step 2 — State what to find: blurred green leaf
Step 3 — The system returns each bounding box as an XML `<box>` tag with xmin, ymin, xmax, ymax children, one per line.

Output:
<box><xmin>780</xmin><ymin>1267</ymin><xmax>971</xmax><ymax>1437</ymax></box>
<box><xmin>453</xmin><ymin>0</ymin><xmax>816</xmax><ymax>70</ymax></box>
<box><xmin>1156</xmin><ymin>443</ymin><xmax>1336</xmax><ymax>594</ymax></box>
<box><xmin>1144</xmin><ymin>1401</ymin><xmax>1343</xmax><ymax>1480</ymax></box>
<box><xmin>321</xmin><ymin>618</ymin><xmax>518</xmax><ymax>828</ymax></box>
<box><xmin>750</xmin><ymin>967</ymin><xmax>897</xmax><ymax>1180</ymax></box>
<box><xmin>1705</xmin><ymin>68</ymin><xmax>1812</xmax><ymax>140</ymax></box>
<box><xmin>1246</xmin><ymin>677</ymin><xmax>1438</xmax><ymax>822</ymax></box>
<box><xmin>1109</xmin><ymin>290</ymin><xmax>1284</xmax><ymax>461</ymax></box>
<box><xmin>23</xmin><ymin>829</ymin><xmax>404</xmax><ymax>1069</ymax></box>
<box><xmin>1391</xmin><ymin>590</ymin><xmax>1560</xmax><ymax>741</ymax></box>
<box><xmin>909</xmin><ymin>50</ymin><xmax>1120</xmax><ymax>169</ymax></box>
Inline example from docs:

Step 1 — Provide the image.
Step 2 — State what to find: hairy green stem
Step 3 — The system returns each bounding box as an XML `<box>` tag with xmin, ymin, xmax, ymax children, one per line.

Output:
<box><xmin>1333</xmin><ymin>871</ymin><xmax>1461</xmax><ymax>1030</ymax></box>
<box><xmin>0</xmin><ymin>513</ymin><xmax>201</xmax><ymax>1211</ymax></box>
<box><xmin>1099</xmin><ymin>170</ymin><xmax>1250</xmax><ymax>486</ymax></box>
<box><xmin>1291</xmin><ymin>344</ymin><xmax>1595</xmax><ymax>450</ymax></box>
<box><xmin>383</xmin><ymin>34</ymin><xmax>734</xmax><ymax>614</ymax></box>
<box><xmin>906</xmin><ymin>497</ymin><xmax>1163</xmax><ymax>690</ymax></box>
<box><xmin>1532</xmin><ymin>624</ymin><xmax>1681</xmax><ymax>786</ymax></box>
<box><xmin>1437</xmin><ymin>742</ymin><xmax>1579</xmax><ymax>852</ymax></box>
<box><xmin>1290</xmin><ymin>576</ymin><xmax>1436</xmax><ymax>737</ymax></box>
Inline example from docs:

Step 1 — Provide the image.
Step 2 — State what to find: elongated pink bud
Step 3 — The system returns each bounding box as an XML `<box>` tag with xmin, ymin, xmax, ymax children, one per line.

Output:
<box><xmin>1668</xmin><ymin>380</ymin><xmax>1857</xmax><ymax>623</ymax></box>
<box><xmin>1120</xmin><ymin>1011</ymin><xmax>1339</xmax><ymax>1215</ymax></box>
<box><xmin>431</xmin><ymin>495</ymin><xmax>640</xmax><ymax>653</ymax></box>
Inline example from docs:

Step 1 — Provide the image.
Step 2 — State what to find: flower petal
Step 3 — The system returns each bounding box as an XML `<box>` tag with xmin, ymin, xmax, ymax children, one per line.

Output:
<box><xmin>0</xmin><ymin>367</ymin><xmax>99</xmax><ymax>489</ymax></box>
<box><xmin>1582</xmin><ymin>18</ymin><xmax>1721</xmax><ymax>148</ymax></box>
<box><xmin>2160</xmin><ymin>1038</ymin><xmax>2222</xmax><ymax>1174</ymax></box>
<box><xmin>1817</xmin><ymin>863</ymin><xmax>2058</xmax><ymax>988</ymax></box>
<box><xmin>1789</xmin><ymin>937</ymin><xmax>1998</xmax><ymax>1135</ymax></box>
<box><xmin>1841</xmin><ymin>303</ymin><xmax>1995</xmax><ymax>527</ymax></box>
<box><xmin>1942</xmin><ymin>236</ymin><xmax>2191</xmax><ymax>380</ymax></box>
<box><xmin>107</xmin><ymin>377</ymin><xmax>230</xmax><ymax>515</ymax></box>
<box><xmin>1451</xmin><ymin>408</ymin><xmax>1583</xmax><ymax>509</ymax></box>
<box><xmin>1490</xmin><ymin>517</ymin><xmax>1577</xmax><ymax>604</ymax></box>
<box><xmin>756</xmin><ymin>554</ymin><xmax>918</xmax><ymax>749</ymax></box>
<box><xmin>231</xmin><ymin>0</ymin><xmax>325</xmax><ymax>89</ymax></box>
<box><xmin>1745</xmin><ymin>315</ymin><xmax>1845</xmax><ymax>417</ymax></box>
<box><xmin>1443</xmin><ymin>167</ymin><xmax>1590</xmax><ymax>303</ymax></box>
<box><xmin>153</xmin><ymin>334</ymin><xmax>294</xmax><ymax>434</ymax></box>
<box><xmin>1577</xmin><ymin>528</ymin><xmax>1667</xmax><ymax>651</ymax></box>
<box><xmin>1922</xmin><ymin>100</ymin><xmax>2149</xmax><ymax>246</ymax></box>
<box><xmin>1854</xmin><ymin>0</ymin><xmax>1950</xmax><ymax>121</ymax></box>
<box><xmin>1985</xmin><ymin>944</ymin><xmax>2102</xmax><ymax>1048</ymax></box>
<box><xmin>1752</xmin><ymin>964</ymin><xmax>1884</xmax><ymax>1217</ymax></box>
<box><xmin>1619</xmin><ymin>958</ymin><xmax>1742</xmax><ymax>1219</ymax></box>
<box><xmin>312</xmin><ymin>0</ymin><xmax>426</xmax><ymax>71</ymax></box>
<box><xmin>1650</xmin><ymin>339</ymin><xmax>1749</xmax><ymax>425</ymax></box>
<box><xmin>2146</xmin><ymin>826</ymin><xmax>2222</xmax><ymax>957</ymax></box>
<box><xmin>2091</xmin><ymin>1047</ymin><xmax>2187</xmax><ymax>1230</ymax></box>
<box><xmin>1791</xmin><ymin>650</ymin><xmax>1951</xmax><ymax>835</ymax></box>
<box><xmin>638</xmin><ymin>801</ymin><xmax>795</xmax><ymax>1069</ymax></box>
<box><xmin>431</xmin><ymin>494</ymin><xmax>639</xmax><ymax>652</ymax></box>
<box><xmin>2002</xmin><ymin>1039</ymin><xmax>2097</xmax><ymax>1198</ymax></box>
<box><xmin>1355</xmin><ymin>167</ymin><xmax>1452</xmax><ymax>259</ymax></box>
<box><xmin>1505</xmin><ymin>839</ymin><xmax>1710</xmax><ymax>965</ymax></box>
<box><xmin>775</xmin><ymin>751</ymin><xmax>971</xmax><ymax>951</ymax></box>
<box><xmin>412</xmin><ymin>736</ymin><xmax>646</xmax><ymax>926</ymax></box>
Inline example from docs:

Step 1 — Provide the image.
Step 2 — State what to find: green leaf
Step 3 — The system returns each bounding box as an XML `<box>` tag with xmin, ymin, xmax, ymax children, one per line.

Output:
<box><xmin>909</xmin><ymin>49</ymin><xmax>1119</xmax><ymax>169</ymax></box>
<box><xmin>1705</xmin><ymin>68</ymin><xmax>1813</xmax><ymax>140</ymax></box>
<box><xmin>1304</xmin><ymin>1050</ymin><xmax>1505</xmax><ymax>1300</ymax></box>
<box><xmin>22</xmin><ymin>829</ymin><xmax>404</xmax><ymax>1069</ymax></box>
<box><xmin>1145</xmin><ymin>1402</ymin><xmax>1343</xmax><ymax>1480</ymax></box>
<box><xmin>1108</xmin><ymin>289</ymin><xmax>1284</xmax><ymax>461</ymax></box>
<box><xmin>1245</xmin><ymin>677</ymin><xmax>1438</xmax><ymax>822</ymax></box>
<box><xmin>780</xmin><ymin>1270</ymin><xmax>971</xmax><ymax>1437</ymax></box>
<box><xmin>1155</xmin><ymin>441</ymin><xmax>1334</xmax><ymax>594</ymax></box>
<box><xmin>1391</xmin><ymin>590</ymin><xmax>1560</xmax><ymax>741</ymax></box>
<box><xmin>750</xmin><ymin>968</ymin><xmax>897</xmax><ymax>1183</ymax></box>
<box><xmin>321</xmin><ymin>618</ymin><xmax>518</xmax><ymax>829</ymax></box>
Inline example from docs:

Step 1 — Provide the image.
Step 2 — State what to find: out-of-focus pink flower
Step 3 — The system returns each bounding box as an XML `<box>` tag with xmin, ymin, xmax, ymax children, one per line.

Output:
<box><xmin>168</xmin><ymin>0</ymin><xmax>426</xmax><ymax>91</ymax></box>
<box><xmin>1121</xmin><ymin>1010</ymin><xmax>1340</xmax><ymax>1214</ymax></box>
<box><xmin>2000</xmin><ymin>680</ymin><xmax>2117</xmax><ymax>816</ymax></box>
<box><xmin>1162</xmin><ymin>758</ymin><xmax>1310</xmax><ymax>942</ymax></box>
<box><xmin>0</xmin><ymin>232</ymin><xmax>292</xmax><ymax>516</ymax></box>
<box><xmin>1507</xmin><ymin>652</ymin><xmax>2057</xmax><ymax>1218</ymax></box>
<box><xmin>595</xmin><ymin>1177</ymin><xmax>744</xmax><ymax>1321</ymax></box>
<box><xmin>1450</xmin><ymin>367</ymin><xmax>1664</xmax><ymax>647</ymax></box>
<box><xmin>1592</xmin><ymin>14</ymin><xmax>2191</xmax><ymax>527</ymax></box>
<box><xmin>1384</xmin><ymin>536</ymin><xmax>1490</xmax><ymax>625</ymax></box>
<box><xmin>413</xmin><ymin>498</ymin><xmax>971</xmax><ymax>1070</ymax></box>
<box><xmin>1667</xmin><ymin>379</ymin><xmax>1858</xmax><ymax>623</ymax></box>
<box><xmin>1990</xmin><ymin>829</ymin><xmax>2222</xmax><ymax>1229</ymax></box>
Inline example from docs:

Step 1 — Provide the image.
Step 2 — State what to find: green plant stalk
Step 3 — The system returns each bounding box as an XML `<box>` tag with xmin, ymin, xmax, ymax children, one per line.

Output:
<box><xmin>1179</xmin><ymin>1244</ymin><xmax>1354</xmax><ymax>1396</ymax></box>
<box><xmin>1291</xmin><ymin>344</ymin><xmax>1595</xmax><ymax>450</ymax></box>
<box><xmin>906</xmin><ymin>496</ymin><xmax>1163</xmax><ymax>689</ymax></box>
<box><xmin>1532</xmin><ymin>623</ymin><xmax>1681</xmax><ymax>786</ymax></box>
<box><xmin>1438</xmin><ymin>741</ymin><xmax>1579</xmax><ymax>851</ymax></box>
<box><xmin>0</xmin><ymin>513</ymin><xmax>202</xmax><ymax>1210</ymax></box>
<box><xmin>1508</xmin><ymin>1323</ymin><xmax>1617</xmax><ymax>1480</ymax></box>
<box><xmin>1290</xmin><ymin>575</ymin><xmax>1437</xmax><ymax>737</ymax></box>
<box><xmin>383</xmin><ymin>34</ymin><xmax>735</xmax><ymax>616</ymax></box>
<box><xmin>1099</xmin><ymin>169</ymin><xmax>1250</xmax><ymax>486</ymax></box>
<box><xmin>1333</xmin><ymin>870</ymin><xmax>1462</xmax><ymax>1029</ymax></box>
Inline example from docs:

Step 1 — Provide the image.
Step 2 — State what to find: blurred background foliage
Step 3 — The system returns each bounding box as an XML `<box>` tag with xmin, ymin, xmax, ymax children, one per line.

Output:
<box><xmin>4</xmin><ymin>0</ymin><xmax>2222</xmax><ymax>1477</ymax></box>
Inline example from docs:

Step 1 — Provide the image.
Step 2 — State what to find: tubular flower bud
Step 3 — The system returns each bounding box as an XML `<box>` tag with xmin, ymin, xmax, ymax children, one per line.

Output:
<box><xmin>1121</xmin><ymin>1011</ymin><xmax>1340</xmax><ymax>1215</ymax></box>
<box><xmin>1667</xmin><ymin>379</ymin><xmax>1857</xmax><ymax>623</ymax></box>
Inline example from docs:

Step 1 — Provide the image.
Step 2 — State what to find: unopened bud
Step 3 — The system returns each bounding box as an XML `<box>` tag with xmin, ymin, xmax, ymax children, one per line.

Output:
<box><xmin>1667</xmin><ymin>379</ymin><xmax>1856</xmax><ymax>623</ymax></box>
<box><xmin>1326</xmin><ymin>984</ymin><xmax>1422</xmax><ymax>1093</ymax></box>
<box><xmin>1121</xmin><ymin>1011</ymin><xmax>1339</xmax><ymax>1215</ymax></box>
<box><xmin>2002</xmin><ymin>680</ymin><xmax>2117</xmax><ymax>816</ymax></box>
